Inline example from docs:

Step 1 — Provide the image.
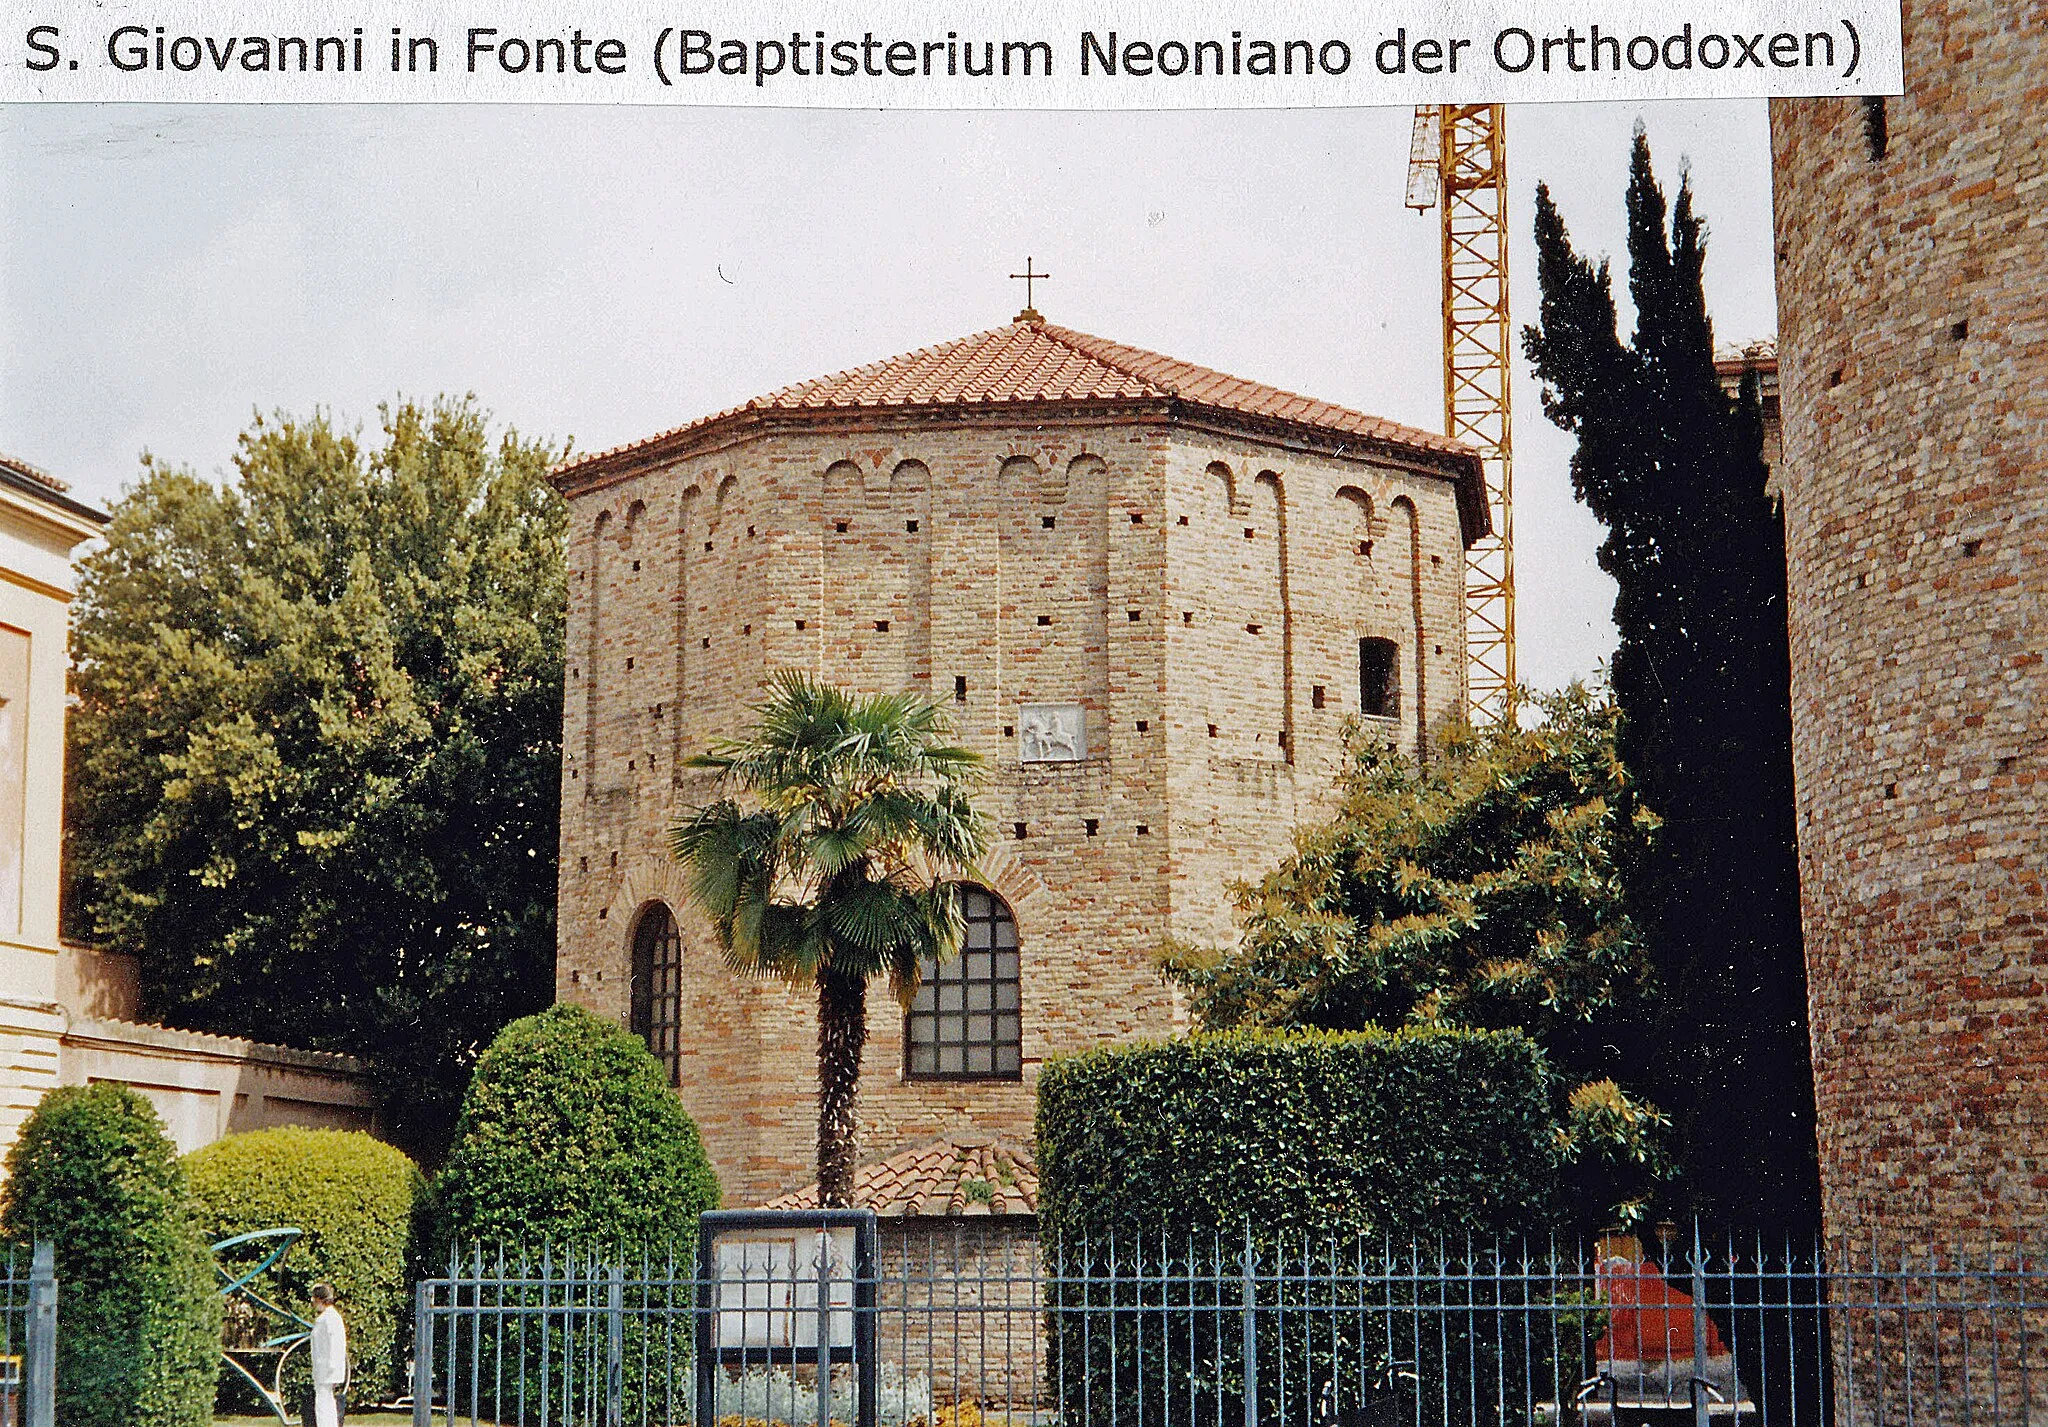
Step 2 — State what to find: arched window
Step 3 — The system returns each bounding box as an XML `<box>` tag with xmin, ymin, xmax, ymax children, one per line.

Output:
<box><xmin>906</xmin><ymin>886</ymin><xmax>1021</xmax><ymax>1080</ymax></box>
<box><xmin>629</xmin><ymin>903</ymin><xmax>684</xmax><ymax>1086</ymax></box>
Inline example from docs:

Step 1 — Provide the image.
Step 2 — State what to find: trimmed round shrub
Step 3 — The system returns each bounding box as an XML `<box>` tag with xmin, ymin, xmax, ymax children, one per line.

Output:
<box><xmin>185</xmin><ymin>1128</ymin><xmax>426</xmax><ymax>1403</ymax></box>
<box><xmin>433</xmin><ymin>1002</ymin><xmax>720</xmax><ymax>1253</ymax></box>
<box><xmin>0</xmin><ymin>1083</ymin><xmax>222</xmax><ymax>1427</ymax></box>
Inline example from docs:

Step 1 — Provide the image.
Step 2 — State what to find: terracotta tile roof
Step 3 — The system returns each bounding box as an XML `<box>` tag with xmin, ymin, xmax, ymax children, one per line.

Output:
<box><xmin>554</xmin><ymin>317</ymin><xmax>1476</xmax><ymax>481</ymax></box>
<box><xmin>0</xmin><ymin>452</ymin><xmax>68</xmax><ymax>494</ymax></box>
<box><xmin>0</xmin><ymin>450</ymin><xmax>111</xmax><ymax>526</ymax></box>
<box><xmin>763</xmin><ymin>1135</ymin><xmax>1037</xmax><ymax>1218</ymax></box>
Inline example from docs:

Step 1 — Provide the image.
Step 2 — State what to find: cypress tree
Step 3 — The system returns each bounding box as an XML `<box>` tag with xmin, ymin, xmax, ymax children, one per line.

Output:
<box><xmin>1523</xmin><ymin>130</ymin><xmax>1819</xmax><ymax>1231</ymax></box>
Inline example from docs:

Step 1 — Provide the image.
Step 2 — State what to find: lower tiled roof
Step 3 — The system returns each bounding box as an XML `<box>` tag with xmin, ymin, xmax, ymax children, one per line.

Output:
<box><xmin>763</xmin><ymin>1134</ymin><xmax>1037</xmax><ymax>1218</ymax></box>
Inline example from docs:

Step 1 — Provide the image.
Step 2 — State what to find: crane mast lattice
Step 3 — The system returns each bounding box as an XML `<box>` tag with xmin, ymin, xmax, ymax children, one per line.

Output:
<box><xmin>1407</xmin><ymin>104</ymin><xmax>1515</xmax><ymax>726</ymax></box>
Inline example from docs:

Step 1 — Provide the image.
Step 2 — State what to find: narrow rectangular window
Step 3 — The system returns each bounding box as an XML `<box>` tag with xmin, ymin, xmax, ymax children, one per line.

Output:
<box><xmin>1360</xmin><ymin>638</ymin><xmax>1400</xmax><ymax>719</ymax></box>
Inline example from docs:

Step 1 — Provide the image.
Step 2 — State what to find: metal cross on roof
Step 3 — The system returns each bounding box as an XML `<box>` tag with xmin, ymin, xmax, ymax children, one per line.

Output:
<box><xmin>1009</xmin><ymin>258</ymin><xmax>1051</xmax><ymax>321</ymax></box>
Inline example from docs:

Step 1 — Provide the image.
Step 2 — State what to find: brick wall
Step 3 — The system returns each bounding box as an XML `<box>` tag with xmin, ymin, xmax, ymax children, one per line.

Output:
<box><xmin>554</xmin><ymin>410</ymin><xmax>1468</xmax><ymax>1204</ymax></box>
<box><xmin>1770</xmin><ymin>0</ymin><xmax>2047</xmax><ymax>1239</ymax></box>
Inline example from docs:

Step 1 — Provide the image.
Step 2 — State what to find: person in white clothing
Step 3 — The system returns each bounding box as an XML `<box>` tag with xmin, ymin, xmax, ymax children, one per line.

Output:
<box><xmin>307</xmin><ymin>1282</ymin><xmax>348</xmax><ymax>1427</ymax></box>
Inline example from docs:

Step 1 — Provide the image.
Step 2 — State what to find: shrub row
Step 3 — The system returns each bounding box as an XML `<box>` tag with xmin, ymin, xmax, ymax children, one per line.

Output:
<box><xmin>1</xmin><ymin>1002</ymin><xmax>723</xmax><ymax>1419</ymax></box>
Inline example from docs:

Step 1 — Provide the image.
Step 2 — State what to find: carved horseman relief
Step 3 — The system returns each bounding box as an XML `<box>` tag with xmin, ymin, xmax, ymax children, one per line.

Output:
<box><xmin>1016</xmin><ymin>704</ymin><xmax>1086</xmax><ymax>763</ymax></box>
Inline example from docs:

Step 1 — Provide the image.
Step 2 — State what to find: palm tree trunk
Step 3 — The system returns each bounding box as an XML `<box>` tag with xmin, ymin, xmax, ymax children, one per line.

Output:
<box><xmin>816</xmin><ymin>963</ymin><xmax>867</xmax><ymax>1208</ymax></box>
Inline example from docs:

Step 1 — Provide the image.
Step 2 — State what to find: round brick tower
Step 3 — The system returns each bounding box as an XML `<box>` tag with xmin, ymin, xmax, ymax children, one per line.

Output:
<box><xmin>1770</xmin><ymin>5</ymin><xmax>2047</xmax><ymax>1241</ymax></box>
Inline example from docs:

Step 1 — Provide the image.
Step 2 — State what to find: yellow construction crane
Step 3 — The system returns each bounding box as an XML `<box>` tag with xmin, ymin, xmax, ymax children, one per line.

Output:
<box><xmin>1406</xmin><ymin>104</ymin><xmax>1515</xmax><ymax>726</ymax></box>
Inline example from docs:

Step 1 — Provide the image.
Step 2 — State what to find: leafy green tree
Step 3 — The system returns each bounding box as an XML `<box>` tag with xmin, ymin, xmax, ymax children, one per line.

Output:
<box><xmin>1523</xmin><ymin>132</ymin><xmax>1820</xmax><ymax>1230</ymax></box>
<box><xmin>1</xmin><ymin>1084</ymin><xmax>221</xmax><ymax>1427</ymax></box>
<box><xmin>64</xmin><ymin>399</ymin><xmax>566</xmax><ymax>1160</ymax></box>
<box><xmin>433</xmin><ymin>1003</ymin><xmax>720</xmax><ymax>1251</ymax></box>
<box><xmin>1162</xmin><ymin>686</ymin><xmax>1669</xmax><ymax>1221</ymax></box>
<box><xmin>669</xmin><ymin>672</ymin><xmax>989</xmax><ymax>1207</ymax></box>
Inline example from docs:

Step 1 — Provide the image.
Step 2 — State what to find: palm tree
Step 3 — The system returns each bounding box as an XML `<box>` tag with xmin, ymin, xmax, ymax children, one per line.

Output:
<box><xmin>669</xmin><ymin>671</ymin><xmax>989</xmax><ymax>1207</ymax></box>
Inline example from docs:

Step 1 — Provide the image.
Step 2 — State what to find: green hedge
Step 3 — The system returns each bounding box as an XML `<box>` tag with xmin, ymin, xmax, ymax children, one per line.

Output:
<box><xmin>0</xmin><ymin>1084</ymin><xmax>222</xmax><ymax>1427</ymax></box>
<box><xmin>1037</xmin><ymin>1029</ymin><xmax>1560</xmax><ymax>1427</ymax></box>
<box><xmin>1036</xmin><ymin>1026</ymin><xmax>1558</xmax><ymax>1242</ymax></box>
<box><xmin>186</xmin><ymin>1128</ymin><xmax>425</xmax><ymax>1403</ymax></box>
<box><xmin>434</xmin><ymin>1002</ymin><xmax>721</xmax><ymax>1252</ymax></box>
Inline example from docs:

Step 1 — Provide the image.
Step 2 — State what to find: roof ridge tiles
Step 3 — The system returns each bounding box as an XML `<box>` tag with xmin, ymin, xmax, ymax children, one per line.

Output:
<box><xmin>551</xmin><ymin>320</ymin><xmax>1484</xmax><ymax>538</ymax></box>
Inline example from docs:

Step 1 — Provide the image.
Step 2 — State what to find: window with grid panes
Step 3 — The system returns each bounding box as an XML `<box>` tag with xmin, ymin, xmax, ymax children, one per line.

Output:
<box><xmin>905</xmin><ymin>886</ymin><xmax>1021</xmax><ymax>1079</ymax></box>
<box><xmin>629</xmin><ymin>903</ymin><xmax>684</xmax><ymax>1086</ymax></box>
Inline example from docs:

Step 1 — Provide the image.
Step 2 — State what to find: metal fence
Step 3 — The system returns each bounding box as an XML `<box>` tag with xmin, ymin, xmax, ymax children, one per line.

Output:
<box><xmin>0</xmin><ymin>1243</ymin><xmax>57</xmax><ymax>1427</ymax></box>
<box><xmin>412</xmin><ymin>1229</ymin><xmax>2048</xmax><ymax>1427</ymax></box>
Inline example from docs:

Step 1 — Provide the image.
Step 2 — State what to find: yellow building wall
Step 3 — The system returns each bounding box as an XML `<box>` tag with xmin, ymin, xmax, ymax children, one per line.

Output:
<box><xmin>0</xmin><ymin>471</ymin><xmax>105</xmax><ymax>1161</ymax></box>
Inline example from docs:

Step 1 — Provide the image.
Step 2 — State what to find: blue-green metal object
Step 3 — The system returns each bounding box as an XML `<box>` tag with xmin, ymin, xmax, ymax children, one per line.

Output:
<box><xmin>211</xmin><ymin>1227</ymin><xmax>313</xmax><ymax>1425</ymax></box>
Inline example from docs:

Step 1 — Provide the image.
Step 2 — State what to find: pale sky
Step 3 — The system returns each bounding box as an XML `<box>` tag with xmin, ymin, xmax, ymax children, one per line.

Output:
<box><xmin>0</xmin><ymin>100</ymin><xmax>1777</xmax><ymax>689</ymax></box>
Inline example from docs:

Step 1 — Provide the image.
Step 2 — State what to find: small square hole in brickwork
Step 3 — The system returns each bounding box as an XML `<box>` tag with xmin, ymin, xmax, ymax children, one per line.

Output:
<box><xmin>570</xmin><ymin>769</ymin><xmax>578</xmax><ymax>779</ymax></box>
<box><xmin>1038</xmin><ymin>615</ymin><xmax>1053</xmax><ymax>626</ymax></box>
<box><xmin>705</xmin><ymin>540</ymin><xmax>714</xmax><ymax>552</ymax></box>
<box><xmin>1130</xmin><ymin>512</ymin><xmax>1144</xmax><ymax>524</ymax></box>
<box><xmin>579</xmin><ymin>856</ymin><xmax>589</xmax><ymax>872</ymax></box>
<box><xmin>1183</xmin><ymin>611</ymin><xmax>1194</xmax><ymax>624</ymax></box>
<box><xmin>572</xmin><ymin>667</ymin><xmax>580</xmax><ymax>679</ymax></box>
<box><xmin>875</xmin><ymin>619</ymin><xmax>890</xmax><ymax>631</ymax></box>
<box><xmin>906</xmin><ymin>519</ymin><xmax>919</xmax><ymax>533</ymax></box>
<box><xmin>1244</xmin><ymin>527</ymin><xmax>1256</xmax><ymax>539</ymax></box>
<box><xmin>1277</xmin><ymin>730</ymin><xmax>1289</xmax><ymax>748</ymax></box>
<box><xmin>1312</xmin><ymin>685</ymin><xmax>1326</xmax><ymax>709</ymax></box>
<box><xmin>1004</xmin><ymin>724</ymin><xmax>1015</xmax><ymax>737</ymax></box>
<box><xmin>1857</xmin><ymin>572</ymin><xmax>1870</xmax><ymax>589</ymax></box>
<box><xmin>1084</xmin><ymin>819</ymin><xmax>1100</xmax><ymax>837</ymax></box>
<box><xmin>653</xmin><ymin>703</ymin><xmax>663</xmax><ymax>718</ymax></box>
<box><xmin>1013</xmin><ymin>821</ymin><xmax>1028</xmax><ymax>840</ymax></box>
<box><xmin>628</xmin><ymin>760</ymin><xmax>635</xmax><ymax>771</ymax></box>
<box><xmin>1435</xmin><ymin>644</ymin><xmax>1444</xmax><ymax>655</ymax></box>
<box><xmin>1431</xmin><ymin>555</ymin><xmax>1443</xmax><ymax>565</ymax></box>
<box><xmin>1951</xmin><ymin>319</ymin><xmax>1969</xmax><ymax>341</ymax></box>
<box><xmin>1136</xmin><ymin>719</ymin><xmax>1149</xmax><ymax>731</ymax></box>
<box><xmin>1207</xmin><ymin>723</ymin><xmax>1219</xmax><ymax>738</ymax></box>
<box><xmin>1828</xmin><ymin>367</ymin><xmax>1845</xmax><ymax>389</ymax></box>
<box><xmin>1246</xmin><ymin>622</ymin><xmax>1262</xmax><ymax>634</ymax></box>
<box><xmin>1177</xmin><ymin>515</ymin><xmax>1190</xmax><ymax>526</ymax></box>
<box><xmin>598</xmin><ymin>907</ymin><xmax>607</xmax><ymax>920</ymax></box>
<box><xmin>1998</xmin><ymin>755</ymin><xmax>2019</xmax><ymax>774</ymax></box>
<box><xmin>1135</xmin><ymin>824</ymin><xmax>1150</xmax><ymax>836</ymax></box>
<box><xmin>610</xmin><ymin>851</ymin><xmax>619</xmax><ymax>867</ymax></box>
<box><xmin>631</xmin><ymin>559</ymin><xmax>640</xmax><ymax>572</ymax></box>
<box><xmin>701</xmin><ymin>637</ymin><xmax>711</xmax><ymax>649</ymax></box>
<box><xmin>742</xmin><ymin>624</ymin><xmax>751</xmax><ymax>635</ymax></box>
<box><xmin>1884</xmin><ymin>782</ymin><xmax>1899</xmax><ymax>800</ymax></box>
<box><xmin>626</xmin><ymin>657</ymin><xmax>635</xmax><ymax>670</ymax></box>
<box><xmin>1042</xmin><ymin>515</ymin><xmax>1057</xmax><ymax>530</ymax></box>
<box><xmin>1963</xmin><ymin>539</ymin><xmax>1983</xmax><ymax>556</ymax></box>
<box><xmin>1128</xmin><ymin>609</ymin><xmax>1142</xmax><ymax>622</ymax></box>
<box><xmin>835</xmin><ymin>520</ymin><xmax>849</xmax><ymax>533</ymax></box>
<box><xmin>748</xmin><ymin>525</ymin><xmax>756</xmax><ymax>537</ymax></box>
<box><xmin>1359</xmin><ymin>540</ymin><xmax>1373</xmax><ymax>556</ymax></box>
<box><xmin>795</xmin><ymin>619</ymin><xmax>807</xmax><ymax>631</ymax></box>
<box><xmin>954</xmin><ymin>676</ymin><xmax>968</xmax><ymax>703</ymax></box>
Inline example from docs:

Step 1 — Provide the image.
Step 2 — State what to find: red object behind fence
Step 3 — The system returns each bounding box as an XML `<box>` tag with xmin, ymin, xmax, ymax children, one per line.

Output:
<box><xmin>1594</xmin><ymin>1255</ymin><xmax>1729</xmax><ymax>1362</ymax></box>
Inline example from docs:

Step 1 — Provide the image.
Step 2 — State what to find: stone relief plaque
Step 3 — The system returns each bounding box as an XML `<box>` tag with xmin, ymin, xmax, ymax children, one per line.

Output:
<box><xmin>1017</xmin><ymin>704</ymin><xmax>1087</xmax><ymax>763</ymax></box>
